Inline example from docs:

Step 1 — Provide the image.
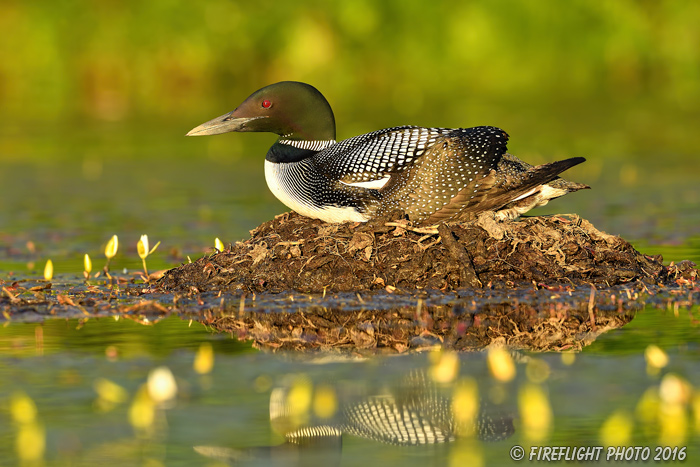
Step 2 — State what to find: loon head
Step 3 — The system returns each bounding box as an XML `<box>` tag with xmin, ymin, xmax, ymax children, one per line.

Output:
<box><xmin>186</xmin><ymin>81</ymin><xmax>336</xmax><ymax>141</ymax></box>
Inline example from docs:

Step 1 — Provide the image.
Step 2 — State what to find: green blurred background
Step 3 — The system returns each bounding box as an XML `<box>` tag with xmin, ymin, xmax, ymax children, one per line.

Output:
<box><xmin>1</xmin><ymin>0</ymin><xmax>699</xmax><ymax>271</ymax></box>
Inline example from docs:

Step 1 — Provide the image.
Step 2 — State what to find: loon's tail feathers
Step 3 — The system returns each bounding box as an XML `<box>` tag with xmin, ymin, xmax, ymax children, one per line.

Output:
<box><xmin>424</xmin><ymin>156</ymin><xmax>588</xmax><ymax>224</ymax></box>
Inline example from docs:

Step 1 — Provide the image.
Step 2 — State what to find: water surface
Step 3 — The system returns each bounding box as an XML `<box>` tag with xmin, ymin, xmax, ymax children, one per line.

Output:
<box><xmin>1</xmin><ymin>309</ymin><xmax>698</xmax><ymax>465</ymax></box>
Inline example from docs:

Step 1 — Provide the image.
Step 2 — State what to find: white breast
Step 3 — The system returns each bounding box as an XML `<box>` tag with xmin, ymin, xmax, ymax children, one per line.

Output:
<box><xmin>264</xmin><ymin>160</ymin><xmax>368</xmax><ymax>223</ymax></box>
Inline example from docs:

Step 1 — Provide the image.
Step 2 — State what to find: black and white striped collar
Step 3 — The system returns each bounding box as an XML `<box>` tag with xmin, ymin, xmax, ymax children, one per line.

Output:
<box><xmin>278</xmin><ymin>138</ymin><xmax>336</xmax><ymax>151</ymax></box>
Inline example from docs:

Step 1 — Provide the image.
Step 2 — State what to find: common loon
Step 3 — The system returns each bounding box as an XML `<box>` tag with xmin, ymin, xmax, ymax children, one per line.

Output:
<box><xmin>187</xmin><ymin>81</ymin><xmax>588</xmax><ymax>225</ymax></box>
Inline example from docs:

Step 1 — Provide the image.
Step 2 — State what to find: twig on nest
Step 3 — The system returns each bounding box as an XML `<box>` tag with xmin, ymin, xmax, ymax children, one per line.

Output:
<box><xmin>384</xmin><ymin>222</ymin><xmax>439</xmax><ymax>234</ymax></box>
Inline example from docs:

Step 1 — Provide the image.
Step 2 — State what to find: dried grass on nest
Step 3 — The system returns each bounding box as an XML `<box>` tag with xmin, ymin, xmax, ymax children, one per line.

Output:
<box><xmin>156</xmin><ymin>211</ymin><xmax>686</xmax><ymax>294</ymax></box>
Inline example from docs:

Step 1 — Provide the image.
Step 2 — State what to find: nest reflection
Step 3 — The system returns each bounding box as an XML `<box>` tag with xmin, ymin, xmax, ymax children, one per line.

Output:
<box><xmin>205</xmin><ymin>288</ymin><xmax>636</xmax><ymax>353</ymax></box>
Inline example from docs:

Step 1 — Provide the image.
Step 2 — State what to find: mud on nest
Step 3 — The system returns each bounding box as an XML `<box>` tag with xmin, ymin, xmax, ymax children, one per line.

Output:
<box><xmin>156</xmin><ymin>211</ymin><xmax>694</xmax><ymax>294</ymax></box>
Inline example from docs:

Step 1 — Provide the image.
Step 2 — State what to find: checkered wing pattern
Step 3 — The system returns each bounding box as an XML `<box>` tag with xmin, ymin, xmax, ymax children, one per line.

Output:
<box><xmin>312</xmin><ymin>126</ymin><xmax>454</xmax><ymax>185</ymax></box>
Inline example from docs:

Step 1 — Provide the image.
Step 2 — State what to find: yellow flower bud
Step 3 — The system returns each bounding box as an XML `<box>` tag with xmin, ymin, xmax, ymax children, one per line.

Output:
<box><xmin>137</xmin><ymin>235</ymin><xmax>160</xmax><ymax>279</ymax></box>
<box><xmin>105</xmin><ymin>235</ymin><xmax>118</xmax><ymax>259</ymax></box>
<box><xmin>84</xmin><ymin>254</ymin><xmax>92</xmax><ymax>274</ymax></box>
<box><xmin>43</xmin><ymin>260</ymin><xmax>53</xmax><ymax>281</ymax></box>
<box><xmin>137</xmin><ymin>235</ymin><xmax>149</xmax><ymax>259</ymax></box>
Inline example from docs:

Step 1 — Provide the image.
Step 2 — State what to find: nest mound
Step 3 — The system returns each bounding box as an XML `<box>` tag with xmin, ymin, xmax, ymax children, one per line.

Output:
<box><xmin>156</xmin><ymin>212</ymin><xmax>683</xmax><ymax>294</ymax></box>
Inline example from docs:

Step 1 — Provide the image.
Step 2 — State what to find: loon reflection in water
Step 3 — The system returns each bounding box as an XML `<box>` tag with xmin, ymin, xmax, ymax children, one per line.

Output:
<box><xmin>195</xmin><ymin>369</ymin><xmax>514</xmax><ymax>465</ymax></box>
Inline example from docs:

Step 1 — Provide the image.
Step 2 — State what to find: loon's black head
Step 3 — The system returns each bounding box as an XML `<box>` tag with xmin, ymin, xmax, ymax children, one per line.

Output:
<box><xmin>186</xmin><ymin>81</ymin><xmax>336</xmax><ymax>141</ymax></box>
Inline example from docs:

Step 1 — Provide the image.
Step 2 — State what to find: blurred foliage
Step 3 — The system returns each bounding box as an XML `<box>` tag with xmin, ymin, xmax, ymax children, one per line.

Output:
<box><xmin>0</xmin><ymin>0</ymin><xmax>698</xmax><ymax>249</ymax></box>
<box><xmin>1</xmin><ymin>0</ymin><xmax>698</xmax><ymax>134</ymax></box>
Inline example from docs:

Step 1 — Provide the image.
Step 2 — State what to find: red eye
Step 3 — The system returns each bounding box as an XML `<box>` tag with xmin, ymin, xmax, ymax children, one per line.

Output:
<box><xmin>261</xmin><ymin>99</ymin><xmax>271</xmax><ymax>108</ymax></box>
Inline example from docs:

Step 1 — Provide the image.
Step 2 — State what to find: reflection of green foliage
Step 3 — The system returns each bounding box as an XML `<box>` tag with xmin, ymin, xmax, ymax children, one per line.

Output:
<box><xmin>1</xmin><ymin>0</ymin><xmax>699</xmax><ymax>124</ymax></box>
<box><xmin>0</xmin><ymin>317</ymin><xmax>254</xmax><ymax>358</ymax></box>
<box><xmin>587</xmin><ymin>305</ymin><xmax>700</xmax><ymax>355</ymax></box>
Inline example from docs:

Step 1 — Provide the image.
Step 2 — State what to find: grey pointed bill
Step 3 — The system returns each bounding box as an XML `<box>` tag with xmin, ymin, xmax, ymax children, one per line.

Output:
<box><xmin>186</xmin><ymin>112</ymin><xmax>266</xmax><ymax>136</ymax></box>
